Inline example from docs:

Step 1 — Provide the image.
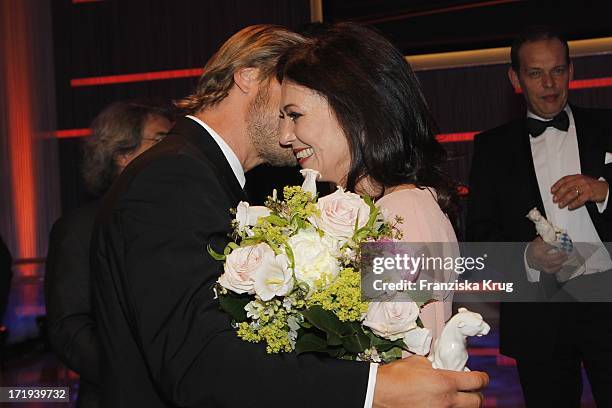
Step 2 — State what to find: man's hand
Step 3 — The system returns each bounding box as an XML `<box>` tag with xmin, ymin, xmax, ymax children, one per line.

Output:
<box><xmin>526</xmin><ymin>237</ymin><xmax>567</xmax><ymax>274</ymax></box>
<box><xmin>551</xmin><ymin>174</ymin><xmax>608</xmax><ymax>210</ymax></box>
<box><xmin>373</xmin><ymin>356</ymin><xmax>488</xmax><ymax>408</ymax></box>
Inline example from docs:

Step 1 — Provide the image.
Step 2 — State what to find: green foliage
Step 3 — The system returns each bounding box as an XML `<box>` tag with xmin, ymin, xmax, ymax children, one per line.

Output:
<box><xmin>218</xmin><ymin>292</ymin><xmax>249</xmax><ymax>322</ymax></box>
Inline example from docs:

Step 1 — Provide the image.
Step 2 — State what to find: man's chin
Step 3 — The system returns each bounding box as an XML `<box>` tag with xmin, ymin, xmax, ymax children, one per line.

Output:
<box><xmin>264</xmin><ymin>152</ymin><xmax>298</xmax><ymax>167</ymax></box>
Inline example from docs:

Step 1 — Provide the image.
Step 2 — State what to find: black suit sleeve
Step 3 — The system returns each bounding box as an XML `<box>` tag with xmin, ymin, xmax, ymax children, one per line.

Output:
<box><xmin>45</xmin><ymin>215</ymin><xmax>101</xmax><ymax>384</ymax></box>
<box><xmin>107</xmin><ymin>155</ymin><xmax>369</xmax><ymax>407</ymax></box>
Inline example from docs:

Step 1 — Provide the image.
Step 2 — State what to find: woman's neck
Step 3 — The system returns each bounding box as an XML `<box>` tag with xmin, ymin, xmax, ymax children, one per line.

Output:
<box><xmin>352</xmin><ymin>177</ymin><xmax>417</xmax><ymax>198</ymax></box>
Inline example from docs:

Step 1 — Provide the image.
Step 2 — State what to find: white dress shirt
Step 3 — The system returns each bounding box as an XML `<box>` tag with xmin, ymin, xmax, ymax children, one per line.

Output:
<box><xmin>525</xmin><ymin>105</ymin><xmax>612</xmax><ymax>282</ymax></box>
<box><xmin>186</xmin><ymin>115</ymin><xmax>246</xmax><ymax>188</ymax></box>
<box><xmin>186</xmin><ymin>115</ymin><xmax>378</xmax><ymax>406</ymax></box>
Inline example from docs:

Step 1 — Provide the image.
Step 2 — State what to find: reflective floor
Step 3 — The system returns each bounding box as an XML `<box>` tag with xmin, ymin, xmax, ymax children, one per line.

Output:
<box><xmin>0</xmin><ymin>307</ymin><xmax>597</xmax><ymax>408</ymax></box>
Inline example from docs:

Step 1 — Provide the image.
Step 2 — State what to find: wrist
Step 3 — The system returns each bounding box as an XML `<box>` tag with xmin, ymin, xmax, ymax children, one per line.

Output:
<box><xmin>596</xmin><ymin>179</ymin><xmax>609</xmax><ymax>203</ymax></box>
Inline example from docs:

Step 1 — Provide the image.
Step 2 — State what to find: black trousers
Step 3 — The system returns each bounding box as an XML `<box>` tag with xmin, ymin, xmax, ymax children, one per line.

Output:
<box><xmin>515</xmin><ymin>303</ymin><xmax>612</xmax><ymax>408</ymax></box>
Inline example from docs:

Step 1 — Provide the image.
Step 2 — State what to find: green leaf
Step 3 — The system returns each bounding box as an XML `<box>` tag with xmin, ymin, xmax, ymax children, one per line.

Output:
<box><xmin>264</xmin><ymin>214</ymin><xmax>289</xmax><ymax>227</ymax></box>
<box><xmin>380</xmin><ymin>346</ymin><xmax>404</xmax><ymax>363</ymax></box>
<box><xmin>218</xmin><ymin>294</ymin><xmax>250</xmax><ymax>322</ymax></box>
<box><xmin>302</xmin><ymin>307</ymin><xmax>371</xmax><ymax>354</ymax></box>
<box><xmin>240</xmin><ymin>237</ymin><xmax>265</xmax><ymax>246</ymax></box>
<box><xmin>284</xmin><ymin>243</ymin><xmax>295</xmax><ymax>269</ymax></box>
<box><xmin>299</xmin><ymin>320</ymin><xmax>313</xmax><ymax>329</ymax></box>
<box><xmin>295</xmin><ymin>333</ymin><xmax>328</xmax><ymax>354</ymax></box>
<box><xmin>302</xmin><ymin>306</ymin><xmax>347</xmax><ymax>337</ymax></box>
<box><xmin>341</xmin><ymin>328</ymin><xmax>371</xmax><ymax>354</ymax></box>
<box><xmin>326</xmin><ymin>331</ymin><xmax>343</xmax><ymax>346</ymax></box>
<box><xmin>367</xmin><ymin>330</ymin><xmax>406</xmax><ymax>352</ymax></box>
<box><xmin>207</xmin><ymin>244</ymin><xmax>226</xmax><ymax>261</ymax></box>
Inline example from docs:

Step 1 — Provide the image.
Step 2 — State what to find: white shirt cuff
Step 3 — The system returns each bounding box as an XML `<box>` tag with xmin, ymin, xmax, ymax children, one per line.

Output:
<box><xmin>364</xmin><ymin>363</ymin><xmax>378</xmax><ymax>408</ymax></box>
<box><xmin>524</xmin><ymin>245</ymin><xmax>541</xmax><ymax>282</ymax></box>
<box><xmin>596</xmin><ymin>177</ymin><xmax>609</xmax><ymax>213</ymax></box>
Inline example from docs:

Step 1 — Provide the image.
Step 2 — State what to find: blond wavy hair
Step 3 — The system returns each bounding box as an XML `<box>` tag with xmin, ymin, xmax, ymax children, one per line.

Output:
<box><xmin>175</xmin><ymin>25</ymin><xmax>305</xmax><ymax>114</ymax></box>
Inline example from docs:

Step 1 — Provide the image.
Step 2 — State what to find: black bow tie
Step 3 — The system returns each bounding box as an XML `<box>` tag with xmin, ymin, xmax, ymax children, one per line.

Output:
<box><xmin>526</xmin><ymin>110</ymin><xmax>569</xmax><ymax>137</ymax></box>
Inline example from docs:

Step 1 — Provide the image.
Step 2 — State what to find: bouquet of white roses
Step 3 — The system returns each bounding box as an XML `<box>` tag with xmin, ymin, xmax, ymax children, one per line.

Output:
<box><xmin>210</xmin><ymin>170</ymin><xmax>434</xmax><ymax>363</ymax></box>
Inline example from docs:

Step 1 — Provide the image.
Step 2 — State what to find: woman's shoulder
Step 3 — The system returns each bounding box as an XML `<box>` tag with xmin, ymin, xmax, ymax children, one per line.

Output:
<box><xmin>376</xmin><ymin>186</ymin><xmax>438</xmax><ymax>209</ymax></box>
<box><xmin>376</xmin><ymin>186</ymin><xmax>456</xmax><ymax>242</ymax></box>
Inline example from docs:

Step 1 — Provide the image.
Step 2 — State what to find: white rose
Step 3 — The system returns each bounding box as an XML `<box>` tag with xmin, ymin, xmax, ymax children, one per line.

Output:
<box><xmin>363</xmin><ymin>301</ymin><xmax>420</xmax><ymax>341</ymax></box>
<box><xmin>218</xmin><ymin>243</ymin><xmax>274</xmax><ymax>294</ymax></box>
<box><xmin>403</xmin><ymin>327</ymin><xmax>432</xmax><ymax>356</ymax></box>
<box><xmin>254</xmin><ymin>253</ymin><xmax>294</xmax><ymax>301</ymax></box>
<box><xmin>300</xmin><ymin>169</ymin><xmax>321</xmax><ymax>197</ymax></box>
<box><xmin>313</xmin><ymin>187</ymin><xmax>371</xmax><ymax>241</ymax></box>
<box><xmin>235</xmin><ymin>202</ymin><xmax>271</xmax><ymax>231</ymax></box>
<box><xmin>288</xmin><ymin>229</ymin><xmax>339</xmax><ymax>291</ymax></box>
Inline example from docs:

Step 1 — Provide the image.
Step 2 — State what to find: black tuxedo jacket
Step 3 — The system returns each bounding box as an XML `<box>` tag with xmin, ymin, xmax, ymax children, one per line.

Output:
<box><xmin>466</xmin><ymin>106</ymin><xmax>612</xmax><ymax>359</ymax></box>
<box><xmin>91</xmin><ymin>117</ymin><xmax>369</xmax><ymax>408</ymax></box>
<box><xmin>45</xmin><ymin>200</ymin><xmax>101</xmax><ymax>407</ymax></box>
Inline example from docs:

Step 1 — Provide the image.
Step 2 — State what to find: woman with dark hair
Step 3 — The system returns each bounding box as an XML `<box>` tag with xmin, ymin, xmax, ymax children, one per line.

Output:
<box><xmin>278</xmin><ymin>22</ymin><xmax>458</xmax><ymax>339</ymax></box>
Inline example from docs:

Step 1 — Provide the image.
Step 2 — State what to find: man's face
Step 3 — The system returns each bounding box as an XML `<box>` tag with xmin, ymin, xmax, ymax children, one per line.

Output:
<box><xmin>246</xmin><ymin>78</ymin><xmax>297</xmax><ymax>167</ymax></box>
<box><xmin>508</xmin><ymin>39</ymin><xmax>573</xmax><ymax>119</ymax></box>
<box><xmin>117</xmin><ymin>114</ymin><xmax>173</xmax><ymax>172</ymax></box>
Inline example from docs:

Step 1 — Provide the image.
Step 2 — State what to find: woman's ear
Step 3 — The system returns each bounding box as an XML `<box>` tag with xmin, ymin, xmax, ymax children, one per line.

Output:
<box><xmin>233</xmin><ymin>67</ymin><xmax>260</xmax><ymax>94</ymax></box>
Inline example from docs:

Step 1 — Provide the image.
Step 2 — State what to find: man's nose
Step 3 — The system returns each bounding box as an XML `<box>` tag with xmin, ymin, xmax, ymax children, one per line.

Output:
<box><xmin>542</xmin><ymin>72</ymin><xmax>554</xmax><ymax>88</ymax></box>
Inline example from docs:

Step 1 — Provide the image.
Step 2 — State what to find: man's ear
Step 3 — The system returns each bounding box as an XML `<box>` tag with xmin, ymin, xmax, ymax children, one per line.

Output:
<box><xmin>233</xmin><ymin>67</ymin><xmax>260</xmax><ymax>94</ymax></box>
<box><xmin>568</xmin><ymin>60</ymin><xmax>574</xmax><ymax>81</ymax></box>
<box><xmin>508</xmin><ymin>67</ymin><xmax>521</xmax><ymax>92</ymax></box>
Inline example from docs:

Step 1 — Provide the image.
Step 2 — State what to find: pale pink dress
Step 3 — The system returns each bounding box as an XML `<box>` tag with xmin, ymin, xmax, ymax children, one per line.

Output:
<box><xmin>376</xmin><ymin>187</ymin><xmax>458</xmax><ymax>340</ymax></box>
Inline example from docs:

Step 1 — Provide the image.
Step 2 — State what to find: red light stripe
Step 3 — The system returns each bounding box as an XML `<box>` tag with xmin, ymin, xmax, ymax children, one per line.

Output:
<box><xmin>570</xmin><ymin>76</ymin><xmax>612</xmax><ymax>90</ymax></box>
<box><xmin>52</xmin><ymin>128</ymin><xmax>480</xmax><ymax>143</ymax></box>
<box><xmin>436</xmin><ymin>132</ymin><xmax>477</xmax><ymax>143</ymax></box>
<box><xmin>71</xmin><ymin>68</ymin><xmax>204</xmax><ymax>87</ymax></box>
<box><xmin>2</xmin><ymin>0</ymin><xmax>38</xmax><ymax>260</ymax></box>
<box><xmin>484</xmin><ymin>397</ymin><xmax>497</xmax><ymax>407</ymax></box>
<box><xmin>467</xmin><ymin>347</ymin><xmax>498</xmax><ymax>356</ymax></box>
<box><xmin>52</xmin><ymin>128</ymin><xmax>92</xmax><ymax>138</ymax></box>
<box><xmin>515</xmin><ymin>76</ymin><xmax>612</xmax><ymax>93</ymax></box>
<box><xmin>496</xmin><ymin>354</ymin><xmax>517</xmax><ymax>366</ymax></box>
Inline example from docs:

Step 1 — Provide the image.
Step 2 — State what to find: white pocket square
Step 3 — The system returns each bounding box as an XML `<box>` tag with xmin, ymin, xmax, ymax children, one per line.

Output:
<box><xmin>606</xmin><ymin>152</ymin><xmax>612</xmax><ymax>165</ymax></box>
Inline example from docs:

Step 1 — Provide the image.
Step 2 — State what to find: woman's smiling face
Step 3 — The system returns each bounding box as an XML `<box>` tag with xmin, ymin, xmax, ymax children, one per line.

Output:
<box><xmin>278</xmin><ymin>80</ymin><xmax>350</xmax><ymax>186</ymax></box>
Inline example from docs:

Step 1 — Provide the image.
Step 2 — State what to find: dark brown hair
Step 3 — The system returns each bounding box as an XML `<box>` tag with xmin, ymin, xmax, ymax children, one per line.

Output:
<box><xmin>277</xmin><ymin>23</ymin><xmax>458</xmax><ymax>219</ymax></box>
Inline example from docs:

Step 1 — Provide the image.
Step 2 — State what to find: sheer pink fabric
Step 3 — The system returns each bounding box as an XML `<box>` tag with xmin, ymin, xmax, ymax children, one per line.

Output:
<box><xmin>376</xmin><ymin>187</ymin><xmax>458</xmax><ymax>340</ymax></box>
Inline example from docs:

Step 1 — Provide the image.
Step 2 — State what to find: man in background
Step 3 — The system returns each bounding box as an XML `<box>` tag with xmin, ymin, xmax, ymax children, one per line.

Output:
<box><xmin>45</xmin><ymin>100</ymin><xmax>173</xmax><ymax>408</ymax></box>
<box><xmin>467</xmin><ymin>25</ymin><xmax>612</xmax><ymax>407</ymax></box>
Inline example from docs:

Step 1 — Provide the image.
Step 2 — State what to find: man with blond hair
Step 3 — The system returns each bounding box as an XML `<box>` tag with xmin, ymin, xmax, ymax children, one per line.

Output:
<box><xmin>92</xmin><ymin>25</ymin><xmax>487</xmax><ymax>407</ymax></box>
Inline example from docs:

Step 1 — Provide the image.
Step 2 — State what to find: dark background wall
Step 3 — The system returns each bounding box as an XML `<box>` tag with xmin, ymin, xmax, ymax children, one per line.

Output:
<box><xmin>324</xmin><ymin>0</ymin><xmax>612</xmax><ymax>55</ymax></box>
<box><xmin>52</xmin><ymin>0</ymin><xmax>612</xmax><ymax>221</ymax></box>
<box><xmin>52</xmin><ymin>0</ymin><xmax>311</xmax><ymax>213</ymax></box>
